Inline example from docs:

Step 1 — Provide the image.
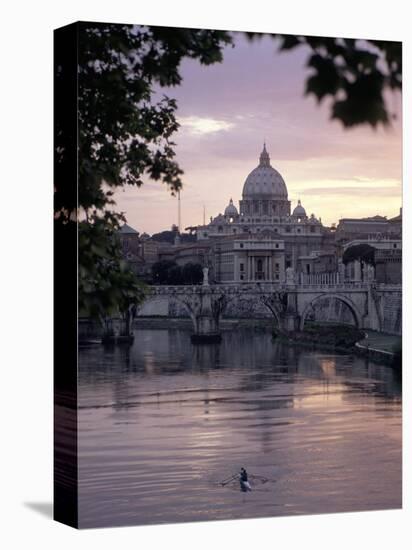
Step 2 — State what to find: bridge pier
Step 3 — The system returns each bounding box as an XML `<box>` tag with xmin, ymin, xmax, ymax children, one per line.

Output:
<box><xmin>365</xmin><ymin>285</ymin><xmax>383</xmax><ymax>331</ymax></box>
<box><xmin>282</xmin><ymin>312</ymin><xmax>299</xmax><ymax>332</ymax></box>
<box><xmin>190</xmin><ymin>288</ymin><xmax>222</xmax><ymax>344</ymax></box>
<box><xmin>101</xmin><ymin>314</ymin><xmax>134</xmax><ymax>345</ymax></box>
<box><xmin>190</xmin><ymin>326</ymin><xmax>222</xmax><ymax>344</ymax></box>
<box><xmin>282</xmin><ymin>290</ymin><xmax>300</xmax><ymax>332</ymax></box>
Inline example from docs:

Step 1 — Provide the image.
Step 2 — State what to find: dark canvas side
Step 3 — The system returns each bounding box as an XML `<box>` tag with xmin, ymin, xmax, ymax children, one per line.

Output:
<box><xmin>53</xmin><ymin>21</ymin><xmax>79</xmax><ymax>529</ymax></box>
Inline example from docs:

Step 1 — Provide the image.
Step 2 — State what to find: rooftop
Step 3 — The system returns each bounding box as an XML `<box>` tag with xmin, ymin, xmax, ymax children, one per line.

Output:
<box><xmin>118</xmin><ymin>223</ymin><xmax>139</xmax><ymax>234</ymax></box>
<box><xmin>338</xmin><ymin>215</ymin><xmax>388</xmax><ymax>223</ymax></box>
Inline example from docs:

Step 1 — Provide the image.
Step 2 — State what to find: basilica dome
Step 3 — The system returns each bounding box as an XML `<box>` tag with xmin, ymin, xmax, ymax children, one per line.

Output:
<box><xmin>292</xmin><ymin>199</ymin><xmax>307</xmax><ymax>218</ymax></box>
<box><xmin>224</xmin><ymin>198</ymin><xmax>238</xmax><ymax>218</ymax></box>
<box><xmin>242</xmin><ymin>144</ymin><xmax>288</xmax><ymax>199</ymax></box>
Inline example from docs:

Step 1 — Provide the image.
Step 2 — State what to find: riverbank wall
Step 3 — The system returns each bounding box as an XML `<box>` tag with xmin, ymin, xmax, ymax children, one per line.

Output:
<box><xmin>355</xmin><ymin>342</ymin><xmax>396</xmax><ymax>364</ymax></box>
<box><xmin>132</xmin><ymin>317</ymin><xmax>274</xmax><ymax>330</ymax></box>
<box><xmin>80</xmin><ymin>316</ymin><xmax>401</xmax><ymax>369</ymax></box>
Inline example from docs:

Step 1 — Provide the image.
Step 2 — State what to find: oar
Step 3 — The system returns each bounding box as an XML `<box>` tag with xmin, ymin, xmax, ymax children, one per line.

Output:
<box><xmin>220</xmin><ymin>473</ymin><xmax>238</xmax><ymax>486</ymax></box>
<box><xmin>220</xmin><ymin>473</ymin><xmax>235</xmax><ymax>484</ymax></box>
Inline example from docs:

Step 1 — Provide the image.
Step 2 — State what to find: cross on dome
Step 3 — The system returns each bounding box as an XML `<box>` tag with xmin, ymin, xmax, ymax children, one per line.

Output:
<box><xmin>259</xmin><ymin>142</ymin><xmax>270</xmax><ymax>167</ymax></box>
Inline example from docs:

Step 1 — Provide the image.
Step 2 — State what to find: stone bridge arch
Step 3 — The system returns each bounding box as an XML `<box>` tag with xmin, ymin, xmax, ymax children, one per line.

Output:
<box><xmin>298</xmin><ymin>293</ymin><xmax>362</xmax><ymax>331</ymax></box>
<box><xmin>136</xmin><ymin>291</ymin><xmax>196</xmax><ymax>326</ymax></box>
<box><xmin>219</xmin><ymin>288</ymin><xmax>283</xmax><ymax>327</ymax></box>
<box><xmin>256</xmin><ymin>292</ymin><xmax>284</xmax><ymax>327</ymax></box>
<box><xmin>137</xmin><ymin>294</ymin><xmax>170</xmax><ymax>316</ymax></box>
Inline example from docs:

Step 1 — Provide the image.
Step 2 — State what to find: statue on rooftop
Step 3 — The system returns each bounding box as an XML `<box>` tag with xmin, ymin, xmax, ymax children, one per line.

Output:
<box><xmin>286</xmin><ymin>266</ymin><xmax>295</xmax><ymax>285</ymax></box>
<box><xmin>202</xmin><ymin>266</ymin><xmax>209</xmax><ymax>286</ymax></box>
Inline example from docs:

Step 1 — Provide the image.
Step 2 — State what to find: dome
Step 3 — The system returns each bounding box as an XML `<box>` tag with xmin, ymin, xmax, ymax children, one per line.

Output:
<box><xmin>242</xmin><ymin>144</ymin><xmax>288</xmax><ymax>199</ymax></box>
<box><xmin>292</xmin><ymin>199</ymin><xmax>307</xmax><ymax>218</ymax></box>
<box><xmin>210</xmin><ymin>213</ymin><xmax>226</xmax><ymax>225</ymax></box>
<box><xmin>224</xmin><ymin>198</ymin><xmax>238</xmax><ymax>217</ymax></box>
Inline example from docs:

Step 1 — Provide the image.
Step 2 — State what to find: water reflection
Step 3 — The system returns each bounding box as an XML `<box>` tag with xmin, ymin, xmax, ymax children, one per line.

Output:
<box><xmin>78</xmin><ymin>328</ymin><xmax>401</xmax><ymax>528</ymax></box>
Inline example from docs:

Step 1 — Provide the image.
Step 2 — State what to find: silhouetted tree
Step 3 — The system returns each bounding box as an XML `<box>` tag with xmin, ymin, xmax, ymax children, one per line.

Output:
<box><xmin>151</xmin><ymin>260</ymin><xmax>203</xmax><ymax>284</ymax></box>
<box><xmin>55</xmin><ymin>23</ymin><xmax>232</xmax><ymax>316</ymax></box>
<box><xmin>182</xmin><ymin>262</ymin><xmax>203</xmax><ymax>285</ymax></box>
<box><xmin>151</xmin><ymin>230</ymin><xmax>196</xmax><ymax>244</ymax></box>
<box><xmin>151</xmin><ymin>231</ymin><xmax>177</xmax><ymax>244</ymax></box>
<box><xmin>342</xmin><ymin>243</ymin><xmax>376</xmax><ymax>265</ymax></box>
<box><xmin>168</xmin><ymin>265</ymin><xmax>184</xmax><ymax>285</ymax></box>
<box><xmin>152</xmin><ymin>260</ymin><xmax>178</xmax><ymax>284</ymax></box>
<box><xmin>248</xmin><ymin>33</ymin><xmax>401</xmax><ymax>128</ymax></box>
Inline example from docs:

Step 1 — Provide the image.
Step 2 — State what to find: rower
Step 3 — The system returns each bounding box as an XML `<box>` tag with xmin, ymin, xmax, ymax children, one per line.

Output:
<box><xmin>239</xmin><ymin>467</ymin><xmax>252</xmax><ymax>492</ymax></box>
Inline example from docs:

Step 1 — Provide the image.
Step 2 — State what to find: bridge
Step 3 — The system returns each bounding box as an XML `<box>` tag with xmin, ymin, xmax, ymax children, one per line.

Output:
<box><xmin>135</xmin><ymin>275</ymin><xmax>400</xmax><ymax>342</ymax></box>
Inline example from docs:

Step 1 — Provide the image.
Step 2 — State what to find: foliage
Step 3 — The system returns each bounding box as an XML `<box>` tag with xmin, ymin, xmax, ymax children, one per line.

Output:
<box><xmin>151</xmin><ymin>230</ymin><xmax>196</xmax><ymax>244</ymax></box>
<box><xmin>75</xmin><ymin>23</ymin><xmax>231</xmax><ymax>219</ymax></box>
<box><xmin>152</xmin><ymin>260</ymin><xmax>203</xmax><ymax>285</ymax></box>
<box><xmin>55</xmin><ymin>23</ymin><xmax>232</xmax><ymax>317</ymax></box>
<box><xmin>78</xmin><ymin>214</ymin><xmax>146</xmax><ymax>318</ymax></box>
<box><xmin>296</xmin><ymin>323</ymin><xmax>364</xmax><ymax>349</ymax></box>
<box><xmin>168</xmin><ymin>265</ymin><xmax>184</xmax><ymax>285</ymax></box>
<box><xmin>152</xmin><ymin>260</ymin><xmax>179</xmax><ymax>285</ymax></box>
<box><xmin>342</xmin><ymin>243</ymin><xmax>376</xmax><ymax>266</ymax></box>
<box><xmin>247</xmin><ymin>33</ymin><xmax>401</xmax><ymax>128</ymax></box>
<box><xmin>182</xmin><ymin>262</ymin><xmax>203</xmax><ymax>285</ymax></box>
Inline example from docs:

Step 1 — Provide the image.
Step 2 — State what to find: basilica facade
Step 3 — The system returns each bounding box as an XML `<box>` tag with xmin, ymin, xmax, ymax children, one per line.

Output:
<box><xmin>196</xmin><ymin>144</ymin><xmax>335</xmax><ymax>283</ymax></box>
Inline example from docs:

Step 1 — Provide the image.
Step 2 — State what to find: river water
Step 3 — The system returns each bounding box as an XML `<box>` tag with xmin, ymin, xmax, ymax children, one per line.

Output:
<box><xmin>78</xmin><ymin>327</ymin><xmax>402</xmax><ymax>529</ymax></box>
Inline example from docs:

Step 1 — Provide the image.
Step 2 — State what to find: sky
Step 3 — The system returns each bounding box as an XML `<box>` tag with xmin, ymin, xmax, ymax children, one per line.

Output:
<box><xmin>114</xmin><ymin>33</ymin><xmax>402</xmax><ymax>235</ymax></box>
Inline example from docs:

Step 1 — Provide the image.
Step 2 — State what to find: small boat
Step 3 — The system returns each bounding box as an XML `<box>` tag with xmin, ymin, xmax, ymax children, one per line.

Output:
<box><xmin>240</xmin><ymin>480</ymin><xmax>252</xmax><ymax>492</ymax></box>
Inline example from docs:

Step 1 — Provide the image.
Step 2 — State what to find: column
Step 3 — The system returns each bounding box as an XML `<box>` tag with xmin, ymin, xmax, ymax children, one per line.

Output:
<box><xmin>354</xmin><ymin>259</ymin><xmax>361</xmax><ymax>282</ymax></box>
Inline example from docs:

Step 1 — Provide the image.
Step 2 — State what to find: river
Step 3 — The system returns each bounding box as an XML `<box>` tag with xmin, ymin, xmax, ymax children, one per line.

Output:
<box><xmin>77</xmin><ymin>327</ymin><xmax>402</xmax><ymax>528</ymax></box>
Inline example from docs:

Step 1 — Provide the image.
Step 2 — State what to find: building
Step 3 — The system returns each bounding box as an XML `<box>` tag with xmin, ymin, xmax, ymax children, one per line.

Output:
<box><xmin>159</xmin><ymin>241</ymin><xmax>213</xmax><ymax>268</ymax></box>
<box><xmin>213</xmin><ymin>234</ymin><xmax>285</xmax><ymax>283</ymax></box>
<box><xmin>375</xmin><ymin>248</ymin><xmax>402</xmax><ymax>284</ymax></box>
<box><xmin>342</xmin><ymin>237</ymin><xmax>402</xmax><ymax>284</ymax></box>
<box><xmin>118</xmin><ymin>224</ymin><xmax>162</xmax><ymax>280</ymax></box>
<box><xmin>118</xmin><ymin>144</ymin><xmax>401</xmax><ymax>286</ymax></box>
<box><xmin>118</xmin><ymin>223</ymin><xmax>140</xmax><ymax>255</ymax></box>
<box><xmin>297</xmin><ymin>250</ymin><xmax>337</xmax><ymax>276</ymax></box>
<box><xmin>195</xmin><ymin>144</ymin><xmax>334</xmax><ymax>282</ymax></box>
<box><xmin>388</xmin><ymin>207</ymin><xmax>402</xmax><ymax>237</ymax></box>
<box><xmin>335</xmin><ymin>215</ymin><xmax>391</xmax><ymax>247</ymax></box>
<box><xmin>342</xmin><ymin>237</ymin><xmax>402</xmax><ymax>254</ymax></box>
